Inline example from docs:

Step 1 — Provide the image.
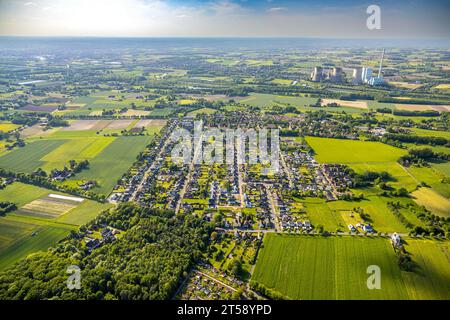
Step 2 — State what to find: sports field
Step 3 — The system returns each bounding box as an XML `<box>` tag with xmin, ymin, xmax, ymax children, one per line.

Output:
<box><xmin>252</xmin><ymin>234</ymin><xmax>450</xmax><ymax>300</ymax></box>
<box><xmin>306</xmin><ymin>137</ymin><xmax>407</xmax><ymax>163</ymax></box>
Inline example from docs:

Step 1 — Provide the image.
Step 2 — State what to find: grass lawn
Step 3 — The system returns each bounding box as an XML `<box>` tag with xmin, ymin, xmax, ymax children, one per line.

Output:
<box><xmin>306</xmin><ymin>137</ymin><xmax>407</xmax><ymax>163</ymax></box>
<box><xmin>411</xmin><ymin>187</ymin><xmax>450</xmax><ymax>217</ymax></box>
<box><xmin>252</xmin><ymin>234</ymin><xmax>450</xmax><ymax>300</ymax></box>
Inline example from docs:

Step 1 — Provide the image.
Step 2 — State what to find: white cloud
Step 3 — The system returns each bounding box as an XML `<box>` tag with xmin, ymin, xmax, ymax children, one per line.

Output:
<box><xmin>267</xmin><ymin>7</ymin><xmax>287</xmax><ymax>13</ymax></box>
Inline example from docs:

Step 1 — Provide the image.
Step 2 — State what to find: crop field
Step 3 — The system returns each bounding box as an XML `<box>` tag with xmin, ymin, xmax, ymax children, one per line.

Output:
<box><xmin>252</xmin><ymin>234</ymin><xmax>450</xmax><ymax>300</ymax></box>
<box><xmin>1</xmin><ymin>120</ymin><xmax>162</xmax><ymax>195</ymax></box>
<box><xmin>0</xmin><ymin>122</ymin><xmax>20</xmax><ymax>132</ymax></box>
<box><xmin>71</xmin><ymin>135</ymin><xmax>153</xmax><ymax>195</ymax></box>
<box><xmin>240</xmin><ymin>93</ymin><xmax>317</xmax><ymax>109</ymax></box>
<box><xmin>187</xmin><ymin>107</ymin><xmax>217</xmax><ymax>116</ymax></box>
<box><xmin>0</xmin><ymin>225</ymin><xmax>71</xmax><ymax>270</ymax></box>
<box><xmin>40</xmin><ymin>137</ymin><xmax>114</xmax><ymax>170</ymax></box>
<box><xmin>401</xmin><ymin>239</ymin><xmax>450</xmax><ymax>300</ymax></box>
<box><xmin>321</xmin><ymin>99</ymin><xmax>368</xmax><ymax>109</ymax></box>
<box><xmin>253</xmin><ymin>234</ymin><xmax>408</xmax><ymax>299</ymax></box>
<box><xmin>306</xmin><ymin>137</ymin><xmax>407</xmax><ymax>163</ymax></box>
<box><xmin>410</xmin><ymin>128</ymin><xmax>450</xmax><ymax>139</ymax></box>
<box><xmin>405</xmin><ymin>166</ymin><xmax>450</xmax><ymax>199</ymax></box>
<box><xmin>349</xmin><ymin>162</ymin><xmax>418</xmax><ymax>191</ymax></box>
<box><xmin>0</xmin><ymin>139</ymin><xmax>66</xmax><ymax>172</ymax></box>
<box><xmin>431</xmin><ymin>162</ymin><xmax>450</xmax><ymax>177</ymax></box>
<box><xmin>412</xmin><ymin>187</ymin><xmax>450</xmax><ymax>217</ymax></box>
<box><xmin>0</xmin><ymin>182</ymin><xmax>111</xmax><ymax>270</ymax></box>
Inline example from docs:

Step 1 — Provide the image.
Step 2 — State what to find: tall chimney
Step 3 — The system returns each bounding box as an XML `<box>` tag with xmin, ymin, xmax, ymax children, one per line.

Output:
<box><xmin>378</xmin><ymin>49</ymin><xmax>385</xmax><ymax>78</ymax></box>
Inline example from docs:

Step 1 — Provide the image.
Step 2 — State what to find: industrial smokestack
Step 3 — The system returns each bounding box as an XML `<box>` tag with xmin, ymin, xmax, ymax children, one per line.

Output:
<box><xmin>378</xmin><ymin>49</ymin><xmax>385</xmax><ymax>78</ymax></box>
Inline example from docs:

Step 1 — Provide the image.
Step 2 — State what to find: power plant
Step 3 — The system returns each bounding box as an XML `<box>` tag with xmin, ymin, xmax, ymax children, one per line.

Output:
<box><xmin>351</xmin><ymin>49</ymin><xmax>386</xmax><ymax>86</ymax></box>
<box><xmin>310</xmin><ymin>66</ymin><xmax>343</xmax><ymax>83</ymax></box>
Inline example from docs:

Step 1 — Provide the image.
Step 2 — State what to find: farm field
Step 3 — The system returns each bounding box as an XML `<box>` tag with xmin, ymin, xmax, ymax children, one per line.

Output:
<box><xmin>0</xmin><ymin>121</ymin><xmax>20</xmax><ymax>132</ymax></box>
<box><xmin>409</xmin><ymin>128</ymin><xmax>450</xmax><ymax>139</ymax></box>
<box><xmin>306</xmin><ymin>137</ymin><xmax>407</xmax><ymax>163</ymax></box>
<box><xmin>240</xmin><ymin>93</ymin><xmax>317</xmax><ymax>109</ymax></box>
<box><xmin>0</xmin><ymin>182</ymin><xmax>112</xmax><ymax>270</ymax></box>
<box><xmin>187</xmin><ymin>107</ymin><xmax>217</xmax><ymax>116</ymax></box>
<box><xmin>252</xmin><ymin>234</ymin><xmax>450</xmax><ymax>300</ymax></box>
<box><xmin>411</xmin><ymin>187</ymin><xmax>450</xmax><ymax>217</ymax></box>
<box><xmin>401</xmin><ymin>239</ymin><xmax>450</xmax><ymax>300</ymax></box>
<box><xmin>1</xmin><ymin>120</ymin><xmax>162</xmax><ymax>195</ymax></box>
<box><xmin>349</xmin><ymin>162</ymin><xmax>418</xmax><ymax>191</ymax></box>
<box><xmin>69</xmin><ymin>135</ymin><xmax>154</xmax><ymax>195</ymax></box>
<box><xmin>0</xmin><ymin>139</ymin><xmax>66</xmax><ymax>172</ymax></box>
<box><xmin>325</xmin><ymin>196</ymin><xmax>408</xmax><ymax>233</ymax></box>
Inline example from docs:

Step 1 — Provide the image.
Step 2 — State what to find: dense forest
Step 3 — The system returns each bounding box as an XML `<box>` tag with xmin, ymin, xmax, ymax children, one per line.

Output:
<box><xmin>0</xmin><ymin>203</ymin><xmax>213</xmax><ymax>300</ymax></box>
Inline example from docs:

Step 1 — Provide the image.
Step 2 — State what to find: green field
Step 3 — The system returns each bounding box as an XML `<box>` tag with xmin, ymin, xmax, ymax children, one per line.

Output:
<box><xmin>0</xmin><ymin>139</ymin><xmax>66</xmax><ymax>172</ymax></box>
<box><xmin>40</xmin><ymin>136</ymin><xmax>114</xmax><ymax>170</ymax></box>
<box><xmin>0</xmin><ymin>182</ymin><xmax>112</xmax><ymax>270</ymax></box>
<box><xmin>302</xmin><ymin>196</ymin><xmax>409</xmax><ymax>233</ymax></box>
<box><xmin>71</xmin><ymin>135</ymin><xmax>153</xmax><ymax>195</ymax></box>
<box><xmin>349</xmin><ymin>162</ymin><xmax>418</xmax><ymax>191</ymax></box>
<box><xmin>410</xmin><ymin>128</ymin><xmax>450</xmax><ymax>139</ymax></box>
<box><xmin>412</xmin><ymin>187</ymin><xmax>450</xmax><ymax>217</ymax></box>
<box><xmin>252</xmin><ymin>234</ymin><xmax>450</xmax><ymax>300</ymax></box>
<box><xmin>306</xmin><ymin>137</ymin><xmax>407</xmax><ymax>163</ymax></box>
<box><xmin>0</xmin><ymin>225</ymin><xmax>70</xmax><ymax>270</ymax></box>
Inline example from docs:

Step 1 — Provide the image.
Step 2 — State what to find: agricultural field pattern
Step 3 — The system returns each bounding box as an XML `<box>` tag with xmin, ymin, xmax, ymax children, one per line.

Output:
<box><xmin>0</xmin><ymin>37</ymin><xmax>448</xmax><ymax>301</ymax></box>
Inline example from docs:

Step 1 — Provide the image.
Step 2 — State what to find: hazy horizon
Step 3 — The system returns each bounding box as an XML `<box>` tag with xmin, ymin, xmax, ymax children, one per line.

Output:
<box><xmin>0</xmin><ymin>0</ymin><xmax>449</xmax><ymax>39</ymax></box>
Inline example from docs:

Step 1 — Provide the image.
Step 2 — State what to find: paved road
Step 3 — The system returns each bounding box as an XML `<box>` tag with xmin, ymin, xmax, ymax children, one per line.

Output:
<box><xmin>280</xmin><ymin>151</ymin><xmax>294</xmax><ymax>189</ymax></box>
<box><xmin>264</xmin><ymin>184</ymin><xmax>281</xmax><ymax>231</ymax></box>
<box><xmin>215</xmin><ymin>227</ymin><xmax>408</xmax><ymax>238</ymax></box>
<box><xmin>175</xmin><ymin>130</ymin><xmax>203</xmax><ymax>213</ymax></box>
<box><xmin>131</xmin><ymin>134</ymin><xmax>172</xmax><ymax>201</ymax></box>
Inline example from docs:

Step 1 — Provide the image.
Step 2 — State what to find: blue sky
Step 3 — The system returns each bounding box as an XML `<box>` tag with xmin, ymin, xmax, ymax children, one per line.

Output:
<box><xmin>0</xmin><ymin>0</ymin><xmax>448</xmax><ymax>38</ymax></box>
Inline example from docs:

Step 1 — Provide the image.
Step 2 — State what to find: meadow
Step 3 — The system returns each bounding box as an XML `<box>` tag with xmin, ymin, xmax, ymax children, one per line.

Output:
<box><xmin>0</xmin><ymin>120</ymin><xmax>161</xmax><ymax>195</ymax></box>
<box><xmin>412</xmin><ymin>187</ymin><xmax>450</xmax><ymax>217</ymax></box>
<box><xmin>0</xmin><ymin>182</ymin><xmax>112</xmax><ymax>270</ymax></box>
<box><xmin>0</xmin><ymin>139</ymin><xmax>66</xmax><ymax>173</ymax></box>
<box><xmin>305</xmin><ymin>137</ymin><xmax>407</xmax><ymax>163</ymax></box>
<box><xmin>252</xmin><ymin>234</ymin><xmax>450</xmax><ymax>300</ymax></box>
<box><xmin>0</xmin><ymin>121</ymin><xmax>20</xmax><ymax>132</ymax></box>
<box><xmin>301</xmin><ymin>196</ymin><xmax>409</xmax><ymax>233</ymax></box>
<box><xmin>70</xmin><ymin>135</ymin><xmax>153</xmax><ymax>195</ymax></box>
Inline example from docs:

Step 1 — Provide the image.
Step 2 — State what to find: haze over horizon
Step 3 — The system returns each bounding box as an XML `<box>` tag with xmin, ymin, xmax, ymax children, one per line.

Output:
<box><xmin>0</xmin><ymin>0</ymin><xmax>449</xmax><ymax>39</ymax></box>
